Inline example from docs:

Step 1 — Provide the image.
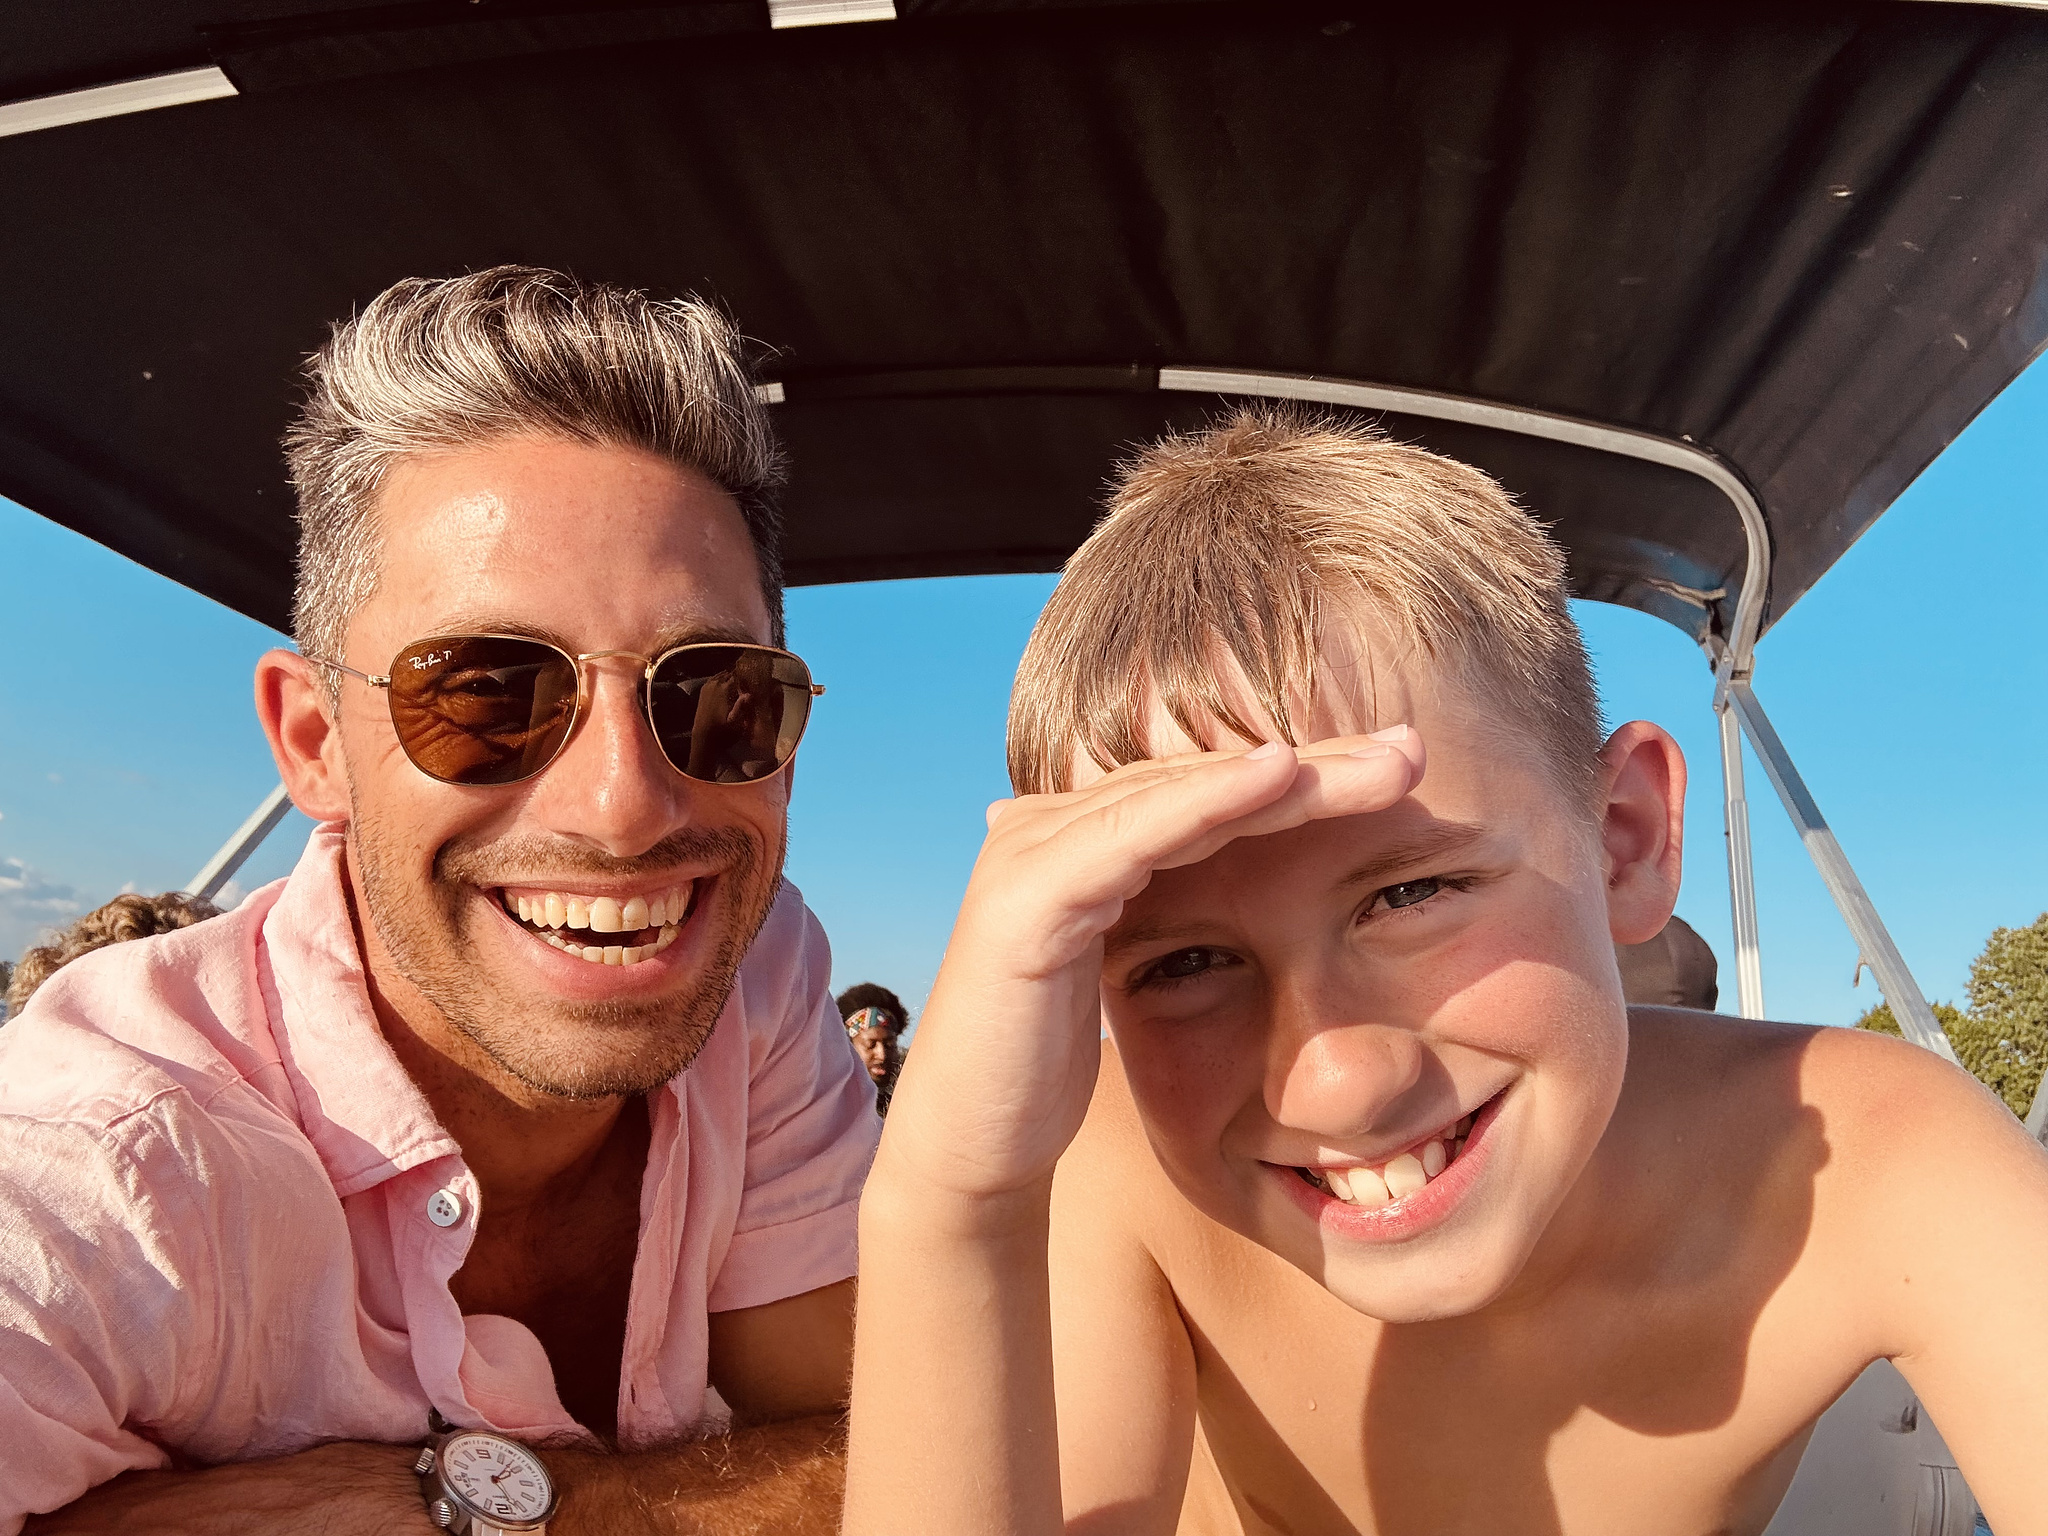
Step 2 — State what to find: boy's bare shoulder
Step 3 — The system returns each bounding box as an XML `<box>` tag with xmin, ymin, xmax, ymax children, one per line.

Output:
<box><xmin>1622</xmin><ymin>1006</ymin><xmax>2045</xmax><ymax>1290</ymax></box>
<box><xmin>1624</xmin><ymin>1004</ymin><xmax>2016</xmax><ymax>1155</ymax></box>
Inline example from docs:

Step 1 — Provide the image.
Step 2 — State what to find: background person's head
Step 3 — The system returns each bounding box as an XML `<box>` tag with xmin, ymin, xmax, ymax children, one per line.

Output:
<box><xmin>5</xmin><ymin>891</ymin><xmax>221</xmax><ymax>1019</ymax></box>
<box><xmin>1007</xmin><ymin>409</ymin><xmax>1685</xmax><ymax>1322</ymax></box>
<box><xmin>836</xmin><ymin>982</ymin><xmax>909</xmax><ymax>1109</ymax></box>
<box><xmin>1615</xmin><ymin>914</ymin><xmax>1719</xmax><ymax>1011</ymax></box>
<box><xmin>255</xmin><ymin>266</ymin><xmax>798</xmax><ymax>1102</ymax></box>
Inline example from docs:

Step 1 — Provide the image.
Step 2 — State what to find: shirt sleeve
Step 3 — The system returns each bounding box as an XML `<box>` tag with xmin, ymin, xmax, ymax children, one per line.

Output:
<box><xmin>706</xmin><ymin>888</ymin><xmax>882</xmax><ymax>1314</ymax></box>
<box><xmin>0</xmin><ymin>1110</ymin><xmax>217</xmax><ymax>1533</ymax></box>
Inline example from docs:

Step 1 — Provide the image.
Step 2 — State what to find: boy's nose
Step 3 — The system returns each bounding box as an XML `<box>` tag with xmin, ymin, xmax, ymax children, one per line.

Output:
<box><xmin>1264</xmin><ymin>1012</ymin><xmax>1427</xmax><ymax>1142</ymax></box>
<box><xmin>528</xmin><ymin>660</ymin><xmax>690</xmax><ymax>856</ymax></box>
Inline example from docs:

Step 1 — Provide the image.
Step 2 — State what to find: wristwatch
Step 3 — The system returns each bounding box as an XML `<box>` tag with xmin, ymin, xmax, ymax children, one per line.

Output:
<box><xmin>414</xmin><ymin>1409</ymin><xmax>560</xmax><ymax>1534</ymax></box>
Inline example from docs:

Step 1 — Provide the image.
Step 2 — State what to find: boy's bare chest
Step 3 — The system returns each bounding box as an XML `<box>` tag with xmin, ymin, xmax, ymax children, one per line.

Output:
<box><xmin>1170</xmin><ymin>1260</ymin><xmax>1852</xmax><ymax>1536</ymax></box>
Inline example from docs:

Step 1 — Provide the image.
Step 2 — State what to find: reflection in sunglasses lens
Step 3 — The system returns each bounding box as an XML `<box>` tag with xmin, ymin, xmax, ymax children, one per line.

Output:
<box><xmin>647</xmin><ymin>647</ymin><xmax>814</xmax><ymax>785</ymax></box>
<box><xmin>388</xmin><ymin>636</ymin><xmax>578</xmax><ymax>786</ymax></box>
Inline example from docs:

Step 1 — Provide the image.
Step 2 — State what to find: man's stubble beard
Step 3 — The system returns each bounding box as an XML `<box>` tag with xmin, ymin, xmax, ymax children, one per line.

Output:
<box><xmin>349</xmin><ymin>789</ymin><xmax>787</xmax><ymax>1101</ymax></box>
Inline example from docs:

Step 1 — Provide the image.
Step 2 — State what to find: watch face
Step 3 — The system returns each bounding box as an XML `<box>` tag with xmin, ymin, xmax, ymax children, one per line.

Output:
<box><xmin>440</xmin><ymin>1433</ymin><xmax>553</xmax><ymax>1524</ymax></box>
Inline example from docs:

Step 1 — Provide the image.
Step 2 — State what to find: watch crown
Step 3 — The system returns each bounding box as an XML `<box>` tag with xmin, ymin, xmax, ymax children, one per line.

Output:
<box><xmin>430</xmin><ymin>1497</ymin><xmax>456</xmax><ymax>1528</ymax></box>
<box><xmin>414</xmin><ymin>1447</ymin><xmax>437</xmax><ymax>1476</ymax></box>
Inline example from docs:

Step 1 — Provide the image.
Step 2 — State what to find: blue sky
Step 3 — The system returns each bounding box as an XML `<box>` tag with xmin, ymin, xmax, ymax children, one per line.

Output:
<box><xmin>2</xmin><ymin>355</ymin><xmax>2043</xmax><ymax>1029</ymax></box>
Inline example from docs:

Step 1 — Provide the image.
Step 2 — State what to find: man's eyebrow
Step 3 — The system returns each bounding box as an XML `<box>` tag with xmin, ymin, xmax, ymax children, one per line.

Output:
<box><xmin>1333</xmin><ymin>822</ymin><xmax>1493</xmax><ymax>892</ymax></box>
<box><xmin>417</xmin><ymin>618</ymin><xmax>764</xmax><ymax>651</ymax></box>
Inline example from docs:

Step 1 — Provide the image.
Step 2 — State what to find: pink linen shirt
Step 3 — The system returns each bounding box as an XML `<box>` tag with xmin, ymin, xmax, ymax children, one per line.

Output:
<box><xmin>0</xmin><ymin>824</ymin><xmax>879</xmax><ymax>1529</ymax></box>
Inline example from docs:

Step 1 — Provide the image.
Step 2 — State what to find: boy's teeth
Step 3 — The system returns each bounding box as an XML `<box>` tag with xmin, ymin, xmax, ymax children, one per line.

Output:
<box><xmin>1347</xmin><ymin>1166</ymin><xmax>1392</xmax><ymax>1207</ymax></box>
<box><xmin>621</xmin><ymin>895</ymin><xmax>649</xmax><ymax>930</ymax></box>
<box><xmin>545</xmin><ymin>893</ymin><xmax>566</xmax><ymax>928</ymax></box>
<box><xmin>1316</xmin><ymin>1134</ymin><xmax>1461</xmax><ymax>1208</ymax></box>
<box><xmin>1383</xmin><ymin>1153</ymin><xmax>1427</xmax><ymax>1199</ymax></box>
<box><xmin>566</xmin><ymin>895</ymin><xmax>590</xmax><ymax>929</ymax></box>
<box><xmin>588</xmin><ymin>897</ymin><xmax>624</xmax><ymax>933</ymax></box>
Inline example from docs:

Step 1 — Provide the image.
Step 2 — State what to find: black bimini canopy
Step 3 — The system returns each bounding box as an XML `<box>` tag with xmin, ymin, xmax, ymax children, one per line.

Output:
<box><xmin>3</xmin><ymin>0</ymin><xmax>2047</xmax><ymax>662</ymax></box>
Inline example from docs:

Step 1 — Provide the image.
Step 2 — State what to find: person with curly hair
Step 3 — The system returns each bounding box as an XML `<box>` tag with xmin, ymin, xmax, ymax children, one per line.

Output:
<box><xmin>4</xmin><ymin>891</ymin><xmax>221</xmax><ymax>1019</ymax></box>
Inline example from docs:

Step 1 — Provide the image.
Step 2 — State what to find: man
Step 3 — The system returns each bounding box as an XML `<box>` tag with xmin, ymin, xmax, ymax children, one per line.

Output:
<box><xmin>835</xmin><ymin>983</ymin><xmax>909</xmax><ymax>1114</ymax></box>
<box><xmin>844</xmin><ymin>411</ymin><xmax>2048</xmax><ymax>1533</ymax></box>
<box><xmin>0</xmin><ymin>267</ymin><xmax>880</xmax><ymax>1533</ymax></box>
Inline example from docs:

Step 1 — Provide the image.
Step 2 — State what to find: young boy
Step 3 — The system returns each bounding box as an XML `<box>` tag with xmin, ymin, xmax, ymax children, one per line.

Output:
<box><xmin>845</xmin><ymin>412</ymin><xmax>2048</xmax><ymax>1534</ymax></box>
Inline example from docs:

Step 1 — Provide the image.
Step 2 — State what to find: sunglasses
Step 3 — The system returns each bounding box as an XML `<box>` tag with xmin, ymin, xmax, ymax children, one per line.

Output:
<box><xmin>312</xmin><ymin>633</ymin><xmax>823</xmax><ymax>788</ymax></box>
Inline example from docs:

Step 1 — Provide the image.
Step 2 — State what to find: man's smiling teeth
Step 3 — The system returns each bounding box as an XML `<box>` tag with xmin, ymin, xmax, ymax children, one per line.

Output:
<box><xmin>1302</xmin><ymin>1113</ymin><xmax>1477</xmax><ymax>1207</ymax></box>
<box><xmin>499</xmin><ymin>885</ymin><xmax>693</xmax><ymax>966</ymax></box>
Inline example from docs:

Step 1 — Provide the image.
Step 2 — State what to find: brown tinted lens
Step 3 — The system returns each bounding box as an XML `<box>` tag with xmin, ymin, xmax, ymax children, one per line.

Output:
<box><xmin>646</xmin><ymin>646</ymin><xmax>815</xmax><ymax>784</ymax></box>
<box><xmin>387</xmin><ymin>636</ymin><xmax>579</xmax><ymax>786</ymax></box>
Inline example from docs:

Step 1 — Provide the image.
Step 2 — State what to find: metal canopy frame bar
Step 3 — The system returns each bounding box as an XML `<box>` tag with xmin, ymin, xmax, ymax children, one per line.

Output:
<box><xmin>1157</xmin><ymin>366</ymin><xmax>1945</xmax><ymax>1050</ymax></box>
<box><xmin>1726</xmin><ymin>681</ymin><xmax>1958</xmax><ymax>1062</ymax></box>
<box><xmin>183</xmin><ymin>782</ymin><xmax>292</xmax><ymax>903</ymax></box>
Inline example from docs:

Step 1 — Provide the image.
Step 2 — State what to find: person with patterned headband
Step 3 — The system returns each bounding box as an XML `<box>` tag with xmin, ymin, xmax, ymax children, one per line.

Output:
<box><xmin>837</xmin><ymin>983</ymin><xmax>909</xmax><ymax>1115</ymax></box>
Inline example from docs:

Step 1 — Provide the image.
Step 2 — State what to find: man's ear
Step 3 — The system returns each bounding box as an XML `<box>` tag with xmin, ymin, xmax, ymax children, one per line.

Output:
<box><xmin>254</xmin><ymin>650</ymin><xmax>353</xmax><ymax>824</ymax></box>
<box><xmin>1595</xmin><ymin>720</ymin><xmax>1686</xmax><ymax>946</ymax></box>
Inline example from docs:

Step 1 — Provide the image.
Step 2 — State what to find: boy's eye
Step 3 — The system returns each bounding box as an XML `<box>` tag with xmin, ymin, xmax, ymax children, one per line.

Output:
<box><xmin>1380</xmin><ymin>878</ymin><xmax>1445</xmax><ymax>910</ymax></box>
<box><xmin>1136</xmin><ymin>946</ymin><xmax>1237</xmax><ymax>989</ymax></box>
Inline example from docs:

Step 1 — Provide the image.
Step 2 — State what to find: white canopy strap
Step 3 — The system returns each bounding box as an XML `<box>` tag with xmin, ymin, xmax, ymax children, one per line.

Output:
<box><xmin>0</xmin><ymin>67</ymin><xmax>235</xmax><ymax>140</ymax></box>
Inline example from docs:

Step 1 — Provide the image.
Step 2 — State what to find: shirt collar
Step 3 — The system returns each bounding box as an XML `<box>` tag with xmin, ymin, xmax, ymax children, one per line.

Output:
<box><xmin>261</xmin><ymin>822</ymin><xmax>462</xmax><ymax>1198</ymax></box>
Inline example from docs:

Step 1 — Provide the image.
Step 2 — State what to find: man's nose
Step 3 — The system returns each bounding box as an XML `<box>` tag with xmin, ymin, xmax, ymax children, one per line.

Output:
<box><xmin>1263</xmin><ymin>980</ymin><xmax>1426</xmax><ymax>1142</ymax></box>
<box><xmin>527</xmin><ymin>660</ymin><xmax>688</xmax><ymax>856</ymax></box>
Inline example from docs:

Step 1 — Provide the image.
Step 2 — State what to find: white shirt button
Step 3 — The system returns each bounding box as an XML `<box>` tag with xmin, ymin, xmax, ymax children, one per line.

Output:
<box><xmin>426</xmin><ymin>1188</ymin><xmax>464</xmax><ymax>1227</ymax></box>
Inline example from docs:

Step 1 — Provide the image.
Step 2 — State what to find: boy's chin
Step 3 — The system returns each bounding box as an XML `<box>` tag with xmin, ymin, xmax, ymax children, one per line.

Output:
<box><xmin>1313</xmin><ymin>1242</ymin><xmax>1530</xmax><ymax>1324</ymax></box>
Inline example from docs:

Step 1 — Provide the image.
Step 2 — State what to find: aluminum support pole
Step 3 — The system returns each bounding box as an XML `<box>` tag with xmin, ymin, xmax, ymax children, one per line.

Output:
<box><xmin>1724</xmin><ymin>681</ymin><xmax>1957</xmax><ymax>1063</ymax></box>
<box><xmin>1715</xmin><ymin>701</ymin><xmax>1766</xmax><ymax>1018</ymax></box>
<box><xmin>183</xmin><ymin>782</ymin><xmax>293</xmax><ymax>903</ymax></box>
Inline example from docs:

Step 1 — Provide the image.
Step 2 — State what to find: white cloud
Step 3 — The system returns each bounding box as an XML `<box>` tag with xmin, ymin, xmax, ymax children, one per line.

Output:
<box><xmin>0</xmin><ymin>858</ymin><xmax>83</xmax><ymax>961</ymax></box>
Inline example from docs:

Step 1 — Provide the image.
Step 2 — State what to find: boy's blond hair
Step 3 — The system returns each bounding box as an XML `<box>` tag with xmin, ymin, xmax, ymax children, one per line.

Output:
<box><xmin>1007</xmin><ymin>410</ymin><xmax>1604</xmax><ymax>802</ymax></box>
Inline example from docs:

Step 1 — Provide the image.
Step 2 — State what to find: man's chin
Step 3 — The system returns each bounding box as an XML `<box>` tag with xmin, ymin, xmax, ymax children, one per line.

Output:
<box><xmin>442</xmin><ymin>899</ymin><xmax>756</xmax><ymax>1099</ymax></box>
<box><xmin>460</xmin><ymin>1000</ymin><xmax>716</xmax><ymax>1100</ymax></box>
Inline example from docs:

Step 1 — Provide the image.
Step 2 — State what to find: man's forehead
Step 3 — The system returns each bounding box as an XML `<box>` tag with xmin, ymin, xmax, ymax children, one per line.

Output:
<box><xmin>360</xmin><ymin>437</ymin><xmax>769</xmax><ymax>646</ymax></box>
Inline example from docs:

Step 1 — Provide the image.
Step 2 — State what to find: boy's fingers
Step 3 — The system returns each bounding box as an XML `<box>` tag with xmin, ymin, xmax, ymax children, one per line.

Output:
<box><xmin>1033</xmin><ymin>745</ymin><xmax>1305</xmax><ymax>903</ymax></box>
<box><xmin>1043</xmin><ymin>740</ymin><xmax>1420</xmax><ymax>899</ymax></box>
<box><xmin>1149</xmin><ymin>743</ymin><xmax>1423</xmax><ymax>870</ymax></box>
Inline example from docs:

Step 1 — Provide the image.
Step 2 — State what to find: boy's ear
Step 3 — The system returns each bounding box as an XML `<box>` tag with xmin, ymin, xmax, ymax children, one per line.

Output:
<box><xmin>1595</xmin><ymin>720</ymin><xmax>1686</xmax><ymax>946</ymax></box>
<box><xmin>254</xmin><ymin>649</ymin><xmax>353</xmax><ymax>824</ymax></box>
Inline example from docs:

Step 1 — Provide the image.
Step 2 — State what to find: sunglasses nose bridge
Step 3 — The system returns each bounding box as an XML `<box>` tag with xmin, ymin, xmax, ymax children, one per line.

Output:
<box><xmin>563</xmin><ymin>650</ymin><xmax>661</xmax><ymax>730</ymax></box>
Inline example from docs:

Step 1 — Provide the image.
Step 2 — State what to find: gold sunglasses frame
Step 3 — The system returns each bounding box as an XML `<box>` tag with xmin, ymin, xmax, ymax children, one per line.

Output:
<box><xmin>309</xmin><ymin>633</ymin><xmax>826</xmax><ymax>788</ymax></box>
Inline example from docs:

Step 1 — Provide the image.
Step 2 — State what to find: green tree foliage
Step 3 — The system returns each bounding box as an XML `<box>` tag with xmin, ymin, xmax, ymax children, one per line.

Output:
<box><xmin>1854</xmin><ymin>912</ymin><xmax>2048</xmax><ymax>1118</ymax></box>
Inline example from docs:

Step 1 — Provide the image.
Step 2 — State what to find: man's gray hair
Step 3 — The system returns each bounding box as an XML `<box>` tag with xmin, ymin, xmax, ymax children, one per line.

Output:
<box><xmin>285</xmin><ymin>265</ymin><xmax>785</xmax><ymax>676</ymax></box>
